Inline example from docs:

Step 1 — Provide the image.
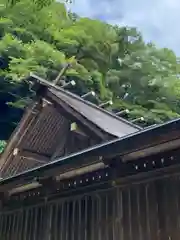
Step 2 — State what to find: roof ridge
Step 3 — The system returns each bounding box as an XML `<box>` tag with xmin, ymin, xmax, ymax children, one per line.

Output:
<box><xmin>30</xmin><ymin>73</ymin><xmax>142</xmax><ymax>130</ymax></box>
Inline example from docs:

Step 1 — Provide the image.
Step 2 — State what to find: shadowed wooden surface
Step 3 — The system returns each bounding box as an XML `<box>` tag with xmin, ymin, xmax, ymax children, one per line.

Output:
<box><xmin>0</xmin><ymin>174</ymin><xmax>180</xmax><ymax>240</ymax></box>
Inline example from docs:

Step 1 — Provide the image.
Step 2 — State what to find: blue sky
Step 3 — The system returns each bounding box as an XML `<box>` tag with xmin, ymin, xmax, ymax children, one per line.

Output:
<box><xmin>68</xmin><ymin>0</ymin><xmax>180</xmax><ymax>55</ymax></box>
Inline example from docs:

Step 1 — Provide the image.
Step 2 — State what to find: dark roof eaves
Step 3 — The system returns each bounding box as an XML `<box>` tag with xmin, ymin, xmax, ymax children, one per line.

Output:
<box><xmin>0</xmin><ymin>117</ymin><xmax>179</xmax><ymax>189</ymax></box>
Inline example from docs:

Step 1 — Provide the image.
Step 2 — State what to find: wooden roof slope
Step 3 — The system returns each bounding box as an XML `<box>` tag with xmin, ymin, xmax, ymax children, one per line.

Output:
<box><xmin>42</xmin><ymin>76</ymin><xmax>141</xmax><ymax>138</ymax></box>
<box><xmin>0</xmin><ymin>74</ymin><xmax>141</xmax><ymax>178</ymax></box>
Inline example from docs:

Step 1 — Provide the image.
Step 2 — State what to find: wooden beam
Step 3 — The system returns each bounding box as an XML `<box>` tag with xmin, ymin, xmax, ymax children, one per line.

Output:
<box><xmin>42</xmin><ymin>98</ymin><xmax>52</xmax><ymax>108</ymax></box>
<box><xmin>9</xmin><ymin>182</ymin><xmax>41</xmax><ymax>195</ymax></box>
<box><xmin>20</xmin><ymin>150</ymin><xmax>50</xmax><ymax>163</ymax></box>
<box><xmin>122</xmin><ymin>137</ymin><xmax>180</xmax><ymax>162</ymax></box>
<box><xmin>70</xmin><ymin>122</ymin><xmax>88</xmax><ymax>137</ymax></box>
<box><xmin>55</xmin><ymin>162</ymin><xmax>105</xmax><ymax>181</ymax></box>
<box><xmin>53</xmin><ymin>63</ymin><xmax>71</xmax><ymax>85</ymax></box>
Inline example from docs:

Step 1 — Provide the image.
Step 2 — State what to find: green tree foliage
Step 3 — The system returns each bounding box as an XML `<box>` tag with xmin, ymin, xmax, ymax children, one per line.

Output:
<box><xmin>0</xmin><ymin>0</ymin><xmax>180</xmax><ymax>140</ymax></box>
<box><xmin>0</xmin><ymin>141</ymin><xmax>6</xmax><ymax>153</ymax></box>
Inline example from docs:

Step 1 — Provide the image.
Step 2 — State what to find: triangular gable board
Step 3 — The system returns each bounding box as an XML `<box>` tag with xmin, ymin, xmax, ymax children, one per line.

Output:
<box><xmin>0</xmin><ymin>102</ymin><xmax>103</xmax><ymax>178</ymax></box>
<box><xmin>0</xmin><ymin>74</ymin><xmax>141</xmax><ymax>178</ymax></box>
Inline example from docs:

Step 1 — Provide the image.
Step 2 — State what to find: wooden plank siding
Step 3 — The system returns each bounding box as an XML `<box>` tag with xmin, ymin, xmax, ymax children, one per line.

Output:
<box><xmin>0</xmin><ymin>174</ymin><xmax>180</xmax><ymax>240</ymax></box>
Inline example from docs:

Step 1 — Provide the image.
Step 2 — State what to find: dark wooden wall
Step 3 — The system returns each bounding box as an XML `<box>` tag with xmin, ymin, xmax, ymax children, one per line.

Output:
<box><xmin>0</xmin><ymin>174</ymin><xmax>180</xmax><ymax>240</ymax></box>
